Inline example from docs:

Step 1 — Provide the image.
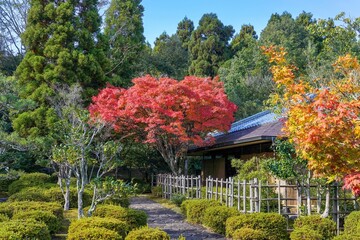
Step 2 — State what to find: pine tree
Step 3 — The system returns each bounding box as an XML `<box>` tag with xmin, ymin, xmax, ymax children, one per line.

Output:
<box><xmin>104</xmin><ymin>0</ymin><xmax>145</xmax><ymax>87</ymax></box>
<box><xmin>14</xmin><ymin>0</ymin><xmax>107</xmax><ymax>138</ymax></box>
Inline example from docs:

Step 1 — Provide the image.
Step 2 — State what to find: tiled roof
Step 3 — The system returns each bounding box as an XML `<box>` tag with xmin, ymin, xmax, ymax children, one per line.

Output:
<box><xmin>189</xmin><ymin>111</ymin><xmax>283</xmax><ymax>153</ymax></box>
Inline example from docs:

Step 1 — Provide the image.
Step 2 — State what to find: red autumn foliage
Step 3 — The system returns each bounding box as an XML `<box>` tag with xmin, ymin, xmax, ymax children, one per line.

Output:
<box><xmin>89</xmin><ymin>75</ymin><xmax>237</xmax><ymax>174</ymax></box>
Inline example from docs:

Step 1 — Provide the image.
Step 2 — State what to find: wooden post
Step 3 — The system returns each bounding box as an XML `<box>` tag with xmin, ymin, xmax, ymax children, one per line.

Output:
<box><xmin>307</xmin><ymin>173</ymin><xmax>311</xmax><ymax>215</ymax></box>
<box><xmin>230</xmin><ymin>177</ymin><xmax>234</xmax><ymax>207</ymax></box>
<box><xmin>254</xmin><ymin>178</ymin><xmax>259</xmax><ymax>212</ymax></box>
<box><xmin>220</xmin><ymin>178</ymin><xmax>223</xmax><ymax>204</ymax></box>
<box><xmin>215</xmin><ymin>178</ymin><xmax>218</xmax><ymax>201</ymax></box>
<box><xmin>237</xmin><ymin>180</ymin><xmax>240</xmax><ymax>211</ymax></box>
<box><xmin>277</xmin><ymin>180</ymin><xmax>281</xmax><ymax>214</ymax></box>
<box><xmin>225</xmin><ymin>178</ymin><xmax>228</xmax><ymax>206</ymax></box>
<box><xmin>258</xmin><ymin>179</ymin><xmax>262</xmax><ymax>212</ymax></box>
<box><xmin>198</xmin><ymin>175</ymin><xmax>202</xmax><ymax>198</ymax></box>
<box><xmin>205</xmin><ymin>176</ymin><xmax>209</xmax><ymax>199</ymax></box>
<box><xmin>243</xmin><ymin>180</ymin><xmax>247</xmax><ymax>213</ymax></box>
<box><xmin>250</xmin><ymin>179</ymin><xmax>254</xmax><ymax>213</ymax></box>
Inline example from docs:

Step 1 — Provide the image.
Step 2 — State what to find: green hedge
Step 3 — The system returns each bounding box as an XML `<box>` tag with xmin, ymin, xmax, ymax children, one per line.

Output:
<box><xmin>0</xmin><ymin>214</ymin><xmax>9</xmax><ymax>222</ymax></box>
<box><xmin>125</xmin><ymin>226</ymin><xmax>170</xmax><ymax>240</ymax></box>
<box><xmin>12</xmin><ymin>210</ymin><xmax>61</xmax><ymax>233</ymax></box>
<box><xmin>226</xmin><ymin>213</ymin><xmax>288</xmax><ymax>240</ymax></box>
<box><xmin>203</xmin><ymin>206</ymin><xmax>240</xmax><ymax>234</ymax></box>
<box><xmin>184</xmin><ymin>199</ymin><xmax>221</xmax><ymax>224</ymax></box>
<box><xmin>67</xmin><ymin>227</ymin><xmax>122</xmax><ymax>240</ymax></box>
<box><xmin>92</xmin><ymin>204</ymin><xmax>147</xmax><ymax>230</ymax></box>
<box><xmin>170</xmin><ymin>194</ymin><xmax>186</xmax><ymax>207</ymax></box>
<box><xmin>343</xmin><ymin>211</ymin><xmax>360</xmax><ymax>235</ymax></box>
<box><xmin>290</xmin><ymin>226</ymin><xmax>323</xmax><ymax>240</ymax></box>
<box><xmin>180</xmin><ymin>199</ymin><xmax>191</xmax><ymax>216</ymax></box>
<box><xmin>232</xmin><ymin>227</ymin><xmax>267</xmax><ymax>240</ymax></box>
<box><xmin>0</xmin><ymin>201</ymin><xmax>63</xmax><ymax>219</ymax></box>
<box><xmin>0</xmin><ymin>170</ymin><xmax>22</xmax><ymax>193</ymax></box>
<box><xmin>8</xmin><ymin>173</ymin><xmax>53</xmax><ymax>194</ymax></box>
<box><xmin>68</xmin><ymin>216</ymin><xmax>129</xmax><ymax>238</ymax></box>
<box><xmin>293</xmin><ymin>215</ymin><xmax>336</xmax><ymax>240</ymax></box>
<box><xmin>0</xmin><ymin>219</ymin><xmax>51</xmax><ymax>240</ymax></box>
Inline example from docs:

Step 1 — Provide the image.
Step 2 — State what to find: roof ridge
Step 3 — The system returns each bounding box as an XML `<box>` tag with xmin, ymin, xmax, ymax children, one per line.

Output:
<box><xmin>231</xmin><ymin>110</ymin><xmax>271</xmax><ymax>128</ymax></box>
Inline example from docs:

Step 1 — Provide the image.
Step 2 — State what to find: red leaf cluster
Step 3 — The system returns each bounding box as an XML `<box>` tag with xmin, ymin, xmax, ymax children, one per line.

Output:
<box><xmin>89</xmin><ymin>75</ymin><xmax>237</xmax><ymax>147</ymax></box>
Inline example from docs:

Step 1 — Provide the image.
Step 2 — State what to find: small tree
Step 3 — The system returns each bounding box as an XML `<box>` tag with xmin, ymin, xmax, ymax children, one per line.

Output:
<box><xmin>90</xmin><ymin>75</ymin><xmax>237</xmax><ymax>175</ymax></box>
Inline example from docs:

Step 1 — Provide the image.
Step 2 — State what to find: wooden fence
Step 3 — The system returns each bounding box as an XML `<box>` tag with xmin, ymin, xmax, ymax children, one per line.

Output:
<box><xmin>156</xmin><ymin>174</ymin><xmax>359</xmax><ymax>233</ymax></box>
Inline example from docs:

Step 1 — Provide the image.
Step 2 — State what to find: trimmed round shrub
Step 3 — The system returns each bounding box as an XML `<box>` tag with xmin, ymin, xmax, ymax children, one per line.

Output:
<box><xmin>333</xmin><ymin>233</ymin><xmax>360</xmax><ymax>240</ymax></box>
<box><xmin>92</xmin><ymin>204</ymin><xmax>147</xmax><ymax>230</ymax></box>
<box><xmin>12</xmin><ymin>210</ymin><xmax>61</xmax><ymax>233</ymax></box>
<box><xmin>8</xmin><ymin>187</ymin><xmax>50</xmax><ymax>202</ymax></box>
<box><xmin>185</xmin><ymin>199</ymin><xmax>221</xmax><ymax>224</ymax></box>
<box><xmin>0</xmin><ymin>170</ymin><xmax>22</xmax><ymax>193</ymax></box>
<box><xmin>8</xmin><ymin>173</ymin><xmax>52</xmax><ymax>194</ymax></box>
<box><xmin>344</xmin><ymin>211</ymin><xmax>360</xmax><ymax>235</ymax></box>
<box><xmin>293</xmin><ymin>215</ymin><xmax>336</xmax><ymax>240</ymax></box>
<box><xmin>203</xmin><ymin>206</ymin><xmax>240</xmax><ymax>234</ymax></box>
<box><xmin>170</xmin><ymin>194</ymin><xmax>186</xmax><ymax>207</ymax></box>
<box><xmin>0</xmin><ymin>219</ymin><xmax>50</xmax><ymax>240</ymax></box>
<box><xmin>0</xmin><ymin>214</ymin><xmax>9</xmax><ymax>222</ymax></box>
<box><xmin>68</xmin><ymin>216</ymin><xmax>129</xmax><ymax>238</ymax></box>
<box><xmin>67</xmin><ymin>227</ymin><xmax>122</xmax><ymax>240</ymax></box>
<box><xmin>125</xmin><ymin>226</ymin><xmax>170</xmax><ymax>240</ymax></box>
<box><xmin>226</xmin><ymin>213</ymin><xmax>288</xmax><ymax>240</ymax></box>
<box><xmin>0</xmin><ymin>201</ymin><xmax>63</xmax><ymax>219</ymax></box>
<box><xmin>44</xmin><ymin>187</ymin><xmax>92</xmax><ymax>207</ymax></box>
<box><xmin>290</xmin><ymin>226</ymin><xmax>322</xmax><ymax>240</ymax></box>
<box><xmin>232</xmin><ymin>227</ymin><xmax>267</xmax><ymax>240</ymax></box>
<box><xmin>104</xmin><ymin>195</ymin><xmax>130</xmax><ymax>208</ymax></box>
<box><xmin>180</xmin><ymin>199</ymin><xmax>191</xmax><ymax>216</ymax></box>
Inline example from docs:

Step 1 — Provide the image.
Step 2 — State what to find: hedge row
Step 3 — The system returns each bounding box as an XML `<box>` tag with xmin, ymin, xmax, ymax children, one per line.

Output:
<box><xmin>333</xmin><ymin>211</ymin><xmax>360</xmax><ymax>239</ymax></box>
<box><xmin>290</xmin><ymin>215</ymin><xmax>336</xmax><ymax>240</ymax></box>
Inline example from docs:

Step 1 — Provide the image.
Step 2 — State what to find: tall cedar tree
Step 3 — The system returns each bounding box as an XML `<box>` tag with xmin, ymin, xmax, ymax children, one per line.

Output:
<box><xmin>176</xmin><ymin>17</ymin><xmax>194</xmax><ymax>49</ymax></box>
<box><xmin>89</xmin><ymin>75</ymin><xmax>237</xmax><ymax>175</ymax></box>
<box><xmin>14</xmin><ymin>0</ymin><xmax>107</xmax><ymax>138</ymax></box>
<box><xmin>104</xmin><ymin>0</ymin><xmax>145</xmax><ymax>87</ymax></box>
<box><xmin>188</xmin><ymin>13</ymin><xmax>234</xmax><ymax>77</ymax></box>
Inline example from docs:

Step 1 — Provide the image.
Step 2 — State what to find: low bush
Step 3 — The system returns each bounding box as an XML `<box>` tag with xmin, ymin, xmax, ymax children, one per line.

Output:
<box><xmin>0</xmin><ymin>219</ymin><xmax>50</xmax><ymax>240</ymax></box>
<box><xmin>8</xmin><ymin>187</ymin><xmax>51</xmax><ymax>202</ymax></box>
<box><xmin>12</xmin><ymin>210</ymin><xmax>61</xmax><ymax>233</ymax></box>
<box><xmin>0</xmin><ymin>170</ymin><xmax>22</xmax><ymax>193</ymax></box>
<box><xmin>67</xmin><ymin>227</ymin><xmax>122</xmax><ymax>240</ymax></box>
<box><xmin>333</xmin><ymin>233</ymin><xmax>360</xmax><ymax>240</ymax></box>
<box><xmin>232</xmin><ymin>227</ymin><xmax>267</xmax><ymax>240</ymax></box>
<box><xmin>290</xmin><ymin>226</ymin><xmax>322</xmax><ymax>240</ymax></box>
<box><xmin>0</xmin><ymin>214</ymin><xmax>9</xmax><ymax>222</ymax></box>
<box><xmin>226</xmin><ymin>212</ymin><xmax>288</xmax><ymax>240</ymax></box>
<box><xmin>68</xmin><ymin>216</ymin><xmax>129</xmax><ymax>238</ymax></box>
<box><xmin>185</xmin><ymin>199</ymin><xmax>221</xmax><ymax>224</ymax></box>
<box><xmin>343</xmin><ymin>211</ymin><xmax>360</xmax><ymax>235</ymax></box>
<box><xmin>170</xmin><ymin>194</ymin><xmax>186</xmax><ymax>207</ymax></box>
<box><xmin>151</xmin><ymin>186</ymin><xmax>162</xmax><ymax>197</ymax></box>
<box><xmin>8</xmin><ymin>172</ymin><xmax>53</xmax><ymax>194</ymax></box>
<box><xmin>180</xmin><ymin>199</ymin><xmax>191</xmax><ymax>216</ymax></box>
<box><xmin>125</xmin><ymin>226</ymin><xmax>170</xmax><ymax>240</ymax></box>
<box><xmin>0</xmin><ymin>201</ymin><xmax>63</xmax><ymax>219</ymax></box>
<box><xmin>92</xmin><ymin>204</ymin><xmax>147</xmax><ymax>230</ymax></box>
<box><xmin>104</xmin><ymin>195</ymin><xmax>130</xmax><ymax>208</ymax></box>
<box><xmin>203</xmin><ymin>206</ymin><xmax>240</xmax><ymax>234</ymax></box>
<box><xmin>293</xmin><ymin>215</ymin><xmax>336</xmax><ymax>240</ymax></box>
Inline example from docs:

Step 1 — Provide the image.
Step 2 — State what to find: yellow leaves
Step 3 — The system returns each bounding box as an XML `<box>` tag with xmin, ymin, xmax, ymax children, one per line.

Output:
<box><xmin>333</xmin><ymin>54</ymin><xmax>360</xmax><ymax>72</ymax></box>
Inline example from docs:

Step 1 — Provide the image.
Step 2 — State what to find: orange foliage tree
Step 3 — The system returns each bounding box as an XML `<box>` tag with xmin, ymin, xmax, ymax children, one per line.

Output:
<box><xmin>89</xmin><ymin>75</ymin><xmax>237</xmax><ymax>175</ymax></box>
<box><xmin>263</xmin><ymin>47</ymin><xmax>360</xmax><ymax>195</ymax></box>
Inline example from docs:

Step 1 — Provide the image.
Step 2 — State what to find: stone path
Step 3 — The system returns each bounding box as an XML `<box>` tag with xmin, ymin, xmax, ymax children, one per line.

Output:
<box><xmin>130</xmin><ymin>196</ymin><xmax>226</xmax><ymax>240</ymax></box>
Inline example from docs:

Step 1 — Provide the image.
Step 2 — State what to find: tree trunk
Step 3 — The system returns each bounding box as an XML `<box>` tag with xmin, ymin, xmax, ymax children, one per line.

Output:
<box><xmin>321</xmin><ymin>185</ymin><xmax>330</xmax><ymax>218</ymax></box>
<box><xmin>87</xmin><ymin>185</ymin><xmax>98</xmax><ymax>217</ymax></box>
<box><xmin>64</xmin><ymin>178</ymin><xmax>71</xmax><ymax>211</ymax></box>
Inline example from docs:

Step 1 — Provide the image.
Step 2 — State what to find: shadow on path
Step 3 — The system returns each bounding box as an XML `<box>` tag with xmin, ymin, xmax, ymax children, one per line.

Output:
<box><xmin>130</xmin><ymin>196</ymin><xmax>225</xmax><ymax>240</ymax></box>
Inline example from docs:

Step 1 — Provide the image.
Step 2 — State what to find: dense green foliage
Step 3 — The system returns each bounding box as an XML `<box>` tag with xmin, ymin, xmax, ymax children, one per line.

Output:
<box><xmin>105</xmin><ymin>0</ymin><xmax>145</xmax><ymax>87</ymax></box>
<box><xmin>0</xmin><ymin>219</ymin><xmax>51</xmax><ymax>240</ymax></box>
<box><xmin>232</xmin><ymin>227</ymin><xmax>267</xmax><ymax>240</ymax></box>
<box><xmin>92</xmin><ymin>204</ymin><xmax>148</xmax><ymax>230</ymax></box>
<box><xmin>183</xmin><ymin>199</ymin><xmax>221</xmax><ymax>224</ymax></box>
<box><xmin>0</xmin><ymin>201</ymin><xmax>63</xmax><ymax>219</ymax></box>
<box><xmin>8</xmin><ymin>172</ymin><xmax>52</xmax><ymax>194</ymax></box>
<box><xmin>125</xmin><ymin>226</ymin><xmax>170</xmax><ymax>240</ymax></box>
<box><xmin>226</xmin><ymin>213</ymin><xmax>288</xmax><ymax>240</ymax></box>
<box><xmin>170</xmin><ymin>193</ymin><xmax>187</xmax><ymax>207</ymax></box>
<box><xmin>68</xmin><ymin>216</ymin><xmax>129</xmax><ymax>238</ymax></box>
<box><xmin>203</xmin><ymin>206</ymin><xmax>240</xmax><ymax>234</ymax></box>
<box><xmin>290</xmin><ymin>226</ymin><xmax>323</xmax><ymax>240</ymax></box>
<box><xmin>67</xmin><ymin>227</ymin><xmax>122</xmax><ymax>240</ymax></box>
<box><xmin>343</xmin><ymin>211</ymin><xmax>360</xmax><ymax>235</ymax></box>
<box><xmin>188</xmin><ymin>13</ymin><xmax>234</xmax><ymax>77</ymax></box>
<box><xmin>12</xmin><ymin>210</ymin><xmax>61</xmax><ymax>233</ymax></box>
<box><xmin>293</xmin><ymin>215</ymin><xmax>336</xmax><ymax>240</ymax></box>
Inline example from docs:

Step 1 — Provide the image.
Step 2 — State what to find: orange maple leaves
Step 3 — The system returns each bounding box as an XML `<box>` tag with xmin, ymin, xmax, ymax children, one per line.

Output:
<box><xmin>264</xmin><ymin>46</ymin><xmax>360</xmax><ymax>194</ymax></box>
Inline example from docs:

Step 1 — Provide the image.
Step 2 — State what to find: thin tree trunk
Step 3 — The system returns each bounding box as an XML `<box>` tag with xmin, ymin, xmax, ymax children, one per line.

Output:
<box><xmin>321</xmin><ymin>185</ymin><xmax>330</xmax><ymax>218</ymax></box>
<box><xmin>64</xmin><ymin>177</ymin><xmax>71</xmax><ymax>211</ymax></box>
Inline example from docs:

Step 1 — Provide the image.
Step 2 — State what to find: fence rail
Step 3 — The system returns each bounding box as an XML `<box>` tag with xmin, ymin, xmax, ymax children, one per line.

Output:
<box><xmin>156</xmin><ymin>174</ymin><xmax>359</xmax><ymax>233</ymax></box>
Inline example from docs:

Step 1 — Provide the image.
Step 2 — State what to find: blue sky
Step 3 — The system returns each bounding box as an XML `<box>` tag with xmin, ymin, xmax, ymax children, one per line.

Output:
<box><xmin>142</xmin><ymin>0</ymin><xmax>360</xmax><ymax>46</ymax></box>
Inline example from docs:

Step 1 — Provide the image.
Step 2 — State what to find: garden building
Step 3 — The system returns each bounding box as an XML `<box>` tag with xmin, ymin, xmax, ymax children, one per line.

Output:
<box><xmin>188</xmin><ymin>110</ymin><xmax>283</xmax><ymax>180</ymax></box>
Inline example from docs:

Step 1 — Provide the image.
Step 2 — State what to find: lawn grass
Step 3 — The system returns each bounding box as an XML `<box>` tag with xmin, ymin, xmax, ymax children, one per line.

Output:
<box><xmin>146</xmin><ymin>194</ymin><xmax>183</xmax><ymax>214</ymax></box>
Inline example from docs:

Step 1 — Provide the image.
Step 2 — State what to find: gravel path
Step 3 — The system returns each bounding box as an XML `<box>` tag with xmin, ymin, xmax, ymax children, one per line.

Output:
<box><xmin>130</xmin><ymin>196</ymin><xmax>226</xmax><ymax>240</ymax></box>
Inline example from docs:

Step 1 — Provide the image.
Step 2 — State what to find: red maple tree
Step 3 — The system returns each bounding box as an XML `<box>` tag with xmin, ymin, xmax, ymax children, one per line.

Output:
<box><xmin>89</xmin><ymin>75</ymin><xmax>237</xmax><ymax>174</ymax></box>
